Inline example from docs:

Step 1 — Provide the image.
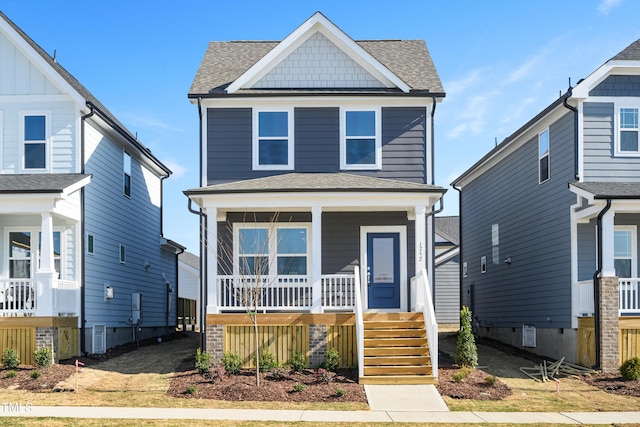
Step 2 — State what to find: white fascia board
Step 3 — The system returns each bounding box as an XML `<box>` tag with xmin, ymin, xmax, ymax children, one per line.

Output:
<box><xmin>610</xmin><ymin>199</ymin><xmax>640</xmax><ymax>213</ymax></box>
<box><xmin>0</xmin><ymin>18</ymin><xmax>86</xmax><ymax>109</ymax></box>
<box><xmin>61</xmin><ymin>175</ymin><xmax>92</xmax><ymax>196</ymax></box>
<box><xmin>573</xmin><ymin>61</ymin><xmax>640</xmax><ymax>99</ymax></box>
<box><xmin>568</xmin><ymin>184</ymin><xmax>596</xmax><ymax>204</ymax></box>
<box><xmin>200</xmin><ymin>97</ymin><xmax>431</xmax><ymax>109</ymax></box>
<box><xmin>226</xmin><ymin>13</ymin><xmax>410</xmax><ymax>94</ymax></box>
<box><xmin>0</xmin><ymin>194</ymin><xmax>58</xmax><ymax>214</ymax></box>
<box><xmin>435</xmin><ymin>246</ymin><xmax>459</xmax><ymax>265</ymax></box>
<box><xmin>454</xmin><ymin>103</ymin><xmax>568</xmax><ymax>188</ymax></box>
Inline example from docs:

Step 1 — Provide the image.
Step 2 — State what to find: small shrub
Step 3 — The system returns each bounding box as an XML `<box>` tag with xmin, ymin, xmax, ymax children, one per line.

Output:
<box><xmin>316</xmin><ymin>367</ymin><xmax>332</xmax><ymax>384</ymax></box>
<box><xmin>258</xmin><ymin>347</ymin><xmax>277</xmax><ymax>372</ymax></box>
<box><xmin>5</xmin><ymin>370</ymin><xmax>16</xmax><ymax>379</ymax></box>
<box><xmin>221</xmin><ymin>352</ymin><xmax>243</xmax><ymax>375</ymax></box>
<box><xmin>30</xmin><ymin>370</ymin><xmax>41</xmax><ymax>379</ymax></box>
<box><xmin>334</xmin><ymin>387</ymin><xmax>346</xmax><ymax>397</ymax></box>
<box><xmin>452</xmin><ymin>366</ymin><xmax>473</xmax><ymax>383</ymax></box>
<box><xmin>268</xmin><ymin>367</ymin><xmax>289</xmax><ymax>380</ymax></box>
<box><xmin>185</xmin><ymin>385</ymin><xmax>197</xmax><ymax>395</ymax></box>
<box><xmin>324</xmin><ymin>348</ymin><xmax>340</xmax><ymax>372</ymax></box>
<box><xmin>292</xmin><ymin>382</ymin><xmax>306</xmax><ymax>392</ymax></box>
<box><xmin>2</xmin><ymin>348</ymin><xmax>20</xmax><ymax>369</ymax></box>
<box><xmin>484</xmin><ymin>375</ymin><xmax>497</xmax><ymax>386</ymax></box>
<box><xmin>33</xmin><ymin>347</ymin><xmax>54</xmax><ymax>368</ymax></box>
<box><xmin>620</xmin><ymin>357</ymin><xmax>640</xmax><ymax>380</ymax></box>
<box><xmin>209</xmin><ymin>366</ymin><xmax>225</xmax><ymax>382</ymax></box>
<box><xmin>195</xmin><ymin>348</ymin><xmax>212</xmax><ymax>375</ymax></box>
<box><xmin>456</xmin><ymin>306</ymin><xmax>478</xmax><ymax>368</ymax></box>
<box><xmin>289</xmin><ymin>351</ymin><xmax>307</xmax><ymax>372</ymax></box>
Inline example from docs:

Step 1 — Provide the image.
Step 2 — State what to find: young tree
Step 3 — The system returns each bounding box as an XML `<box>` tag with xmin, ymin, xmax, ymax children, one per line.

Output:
<box><xmin>456</xmin><ymin>306</ymin><xmax>478</xmax><ymax>368</ymax></box>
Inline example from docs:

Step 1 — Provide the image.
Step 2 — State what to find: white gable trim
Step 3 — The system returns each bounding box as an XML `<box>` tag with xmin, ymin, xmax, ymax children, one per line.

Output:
<box><xmin>573</xmin><ymin>61</ymin><xmax>640</xmax><ymax>99</ymax></box>
<box><xmin>226</xmin><ymin>12</ymin><xmax>410</xmax><ymax>94</ymax></box>
<box><xmin>0</xmin><ymin>15</ymin><xmax>86</xmax><ymax>108</ymax></box>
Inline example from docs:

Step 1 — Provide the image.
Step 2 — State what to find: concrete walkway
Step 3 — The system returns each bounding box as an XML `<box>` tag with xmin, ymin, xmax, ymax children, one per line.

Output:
<box><xmin>2</xmin><ymin>405</ymin><xmax>639</xmax><ymax>424</ymax></box>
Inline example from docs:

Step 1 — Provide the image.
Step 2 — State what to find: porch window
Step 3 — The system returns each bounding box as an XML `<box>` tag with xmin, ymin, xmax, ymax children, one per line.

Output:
<box><xmin>619</xmin><ymin>108</ymin><xmax>639</xmax><ymax>153</ymax></box>
<box><xmin>277</xmin><ymin>228</ymin><xmax>307</xmax><ymax>275</ymax></box>
<box><xmin>253</xmin><ymin>110</ymin><xmax>293</xmax><ymax>170</ymax></box>
<box><xmin>341</xmin><ymin>109</ymin><xmax>381</xmax><ymax>170</ymax></box>
<box><xmin>614</xmin><ymin>226</ymin><xmax>637</xmax><ymax>278</ymax></box>
<box><xmin>238</xmin><ymin>228</ymin><xmax>269</xmax><ymax>275</ymax></box>
<box><xmin>9</xmin><ymin>232</ymin><xmax>31</xmax><ymax>278</ymax></box>
<box><xmin>38</xmin><ymin>231</ymin><xmax>61</xmax><ymax>276</ymax></box>
<box><xmin>22</xmin><ymin>114</ymin><xmax>48</xmax><ymax>170</ymax></box>
<box><xmin>538</xmin><ymin>129</ymin><xmax>549</xmax><ymax>183</ymax></box>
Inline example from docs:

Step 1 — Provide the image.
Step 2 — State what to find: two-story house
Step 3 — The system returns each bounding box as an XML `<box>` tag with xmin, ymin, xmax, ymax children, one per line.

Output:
<box><xmin>185</xmin><ymin>12</ymin><xmax>446</xmax><ymax>384</ymax></box>
<box><xmin>452</xmin><ymin>39</ymin><xmax>640</xmax><ymax>373</ymax></box>
<box><xmin>0</xmin><ymin>11</ymin><xmax>182</xmax><ymax>363</ymax></box>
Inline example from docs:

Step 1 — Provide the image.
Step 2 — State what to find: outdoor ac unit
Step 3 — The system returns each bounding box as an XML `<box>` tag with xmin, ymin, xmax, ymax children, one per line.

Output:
<box><xmin>522</xmin><ymin>324</ymin><xmax>536</xmax><ymax>348</ymax></box>
<box><xmin>93</xmin><ymin>324</ymin><xmax>106</xmax><ymax>354</ymax></box>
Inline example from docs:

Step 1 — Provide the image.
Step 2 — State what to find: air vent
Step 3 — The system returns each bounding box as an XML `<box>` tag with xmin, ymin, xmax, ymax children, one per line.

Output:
<box><xmin>522</xmin><ymin>324</ymin><xmax>536</xmax><ymax>347</ymax></box>
<box><xmin>93</xmin><ymin>324</ymin><xmax>106</xmax><ymax>354</ymax></box>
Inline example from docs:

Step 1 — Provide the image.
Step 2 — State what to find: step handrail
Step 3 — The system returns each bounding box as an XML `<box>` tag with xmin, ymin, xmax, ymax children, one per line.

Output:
<box><xmin>353</xmin><ymin>266</ymin><xmax>364</xmax><ymax>379</ymax></box>
<box><xmin>415</xmin><ymin>268</ymin><xmax>438</xmax><ymax>379</ymax></box>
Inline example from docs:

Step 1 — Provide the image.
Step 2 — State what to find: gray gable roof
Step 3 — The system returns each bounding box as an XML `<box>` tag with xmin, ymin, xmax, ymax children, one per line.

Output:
<box><xmin>611</xmin><ymin>39</ymin><xmax>640</xmax><ymax>61</ymax></box>
<box><xmin>0</xmin><ymin>11</ymin><xmax>170</xmax><ymax>175</ymax></box>
<box><xmin>189</xmin><ymin>38</ymin><xmax>444</xmax><ymax>96</ymax></box>
<box><xmin>435</xmin><ymin>216</ymin><xmax>459</xmax><ymax>245</ymax></box>
<box><xmin>179</xmin><ymin>251</ymin><xmax>200</xmax><ymax>270</ymax></box>
<box><xmin>0</xmin><ymin>174</ymin><xmax>90</xmax><ymax>193</ymax></box>
<box><xmin>185</xmin><ymin>173</ymin><xmax>446</xmax><ymax>195</ymax></box>
<box><xmin>571</xmin><ymin>182</ymin><xmax>640</xmax><ymax>199</ymax></box>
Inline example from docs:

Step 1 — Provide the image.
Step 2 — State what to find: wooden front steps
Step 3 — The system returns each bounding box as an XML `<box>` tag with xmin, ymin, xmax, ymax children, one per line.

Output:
<box><xmin>360</xmin><ymin>312</ymin><xmax>436</xmax><ymax>385</ymax></box>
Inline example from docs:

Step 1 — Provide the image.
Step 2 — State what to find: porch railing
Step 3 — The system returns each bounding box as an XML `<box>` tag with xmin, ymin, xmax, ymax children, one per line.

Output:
<box><xmin>413</xmin><ymin>269</ymin><xmax>438</xmax><ymax>380</ymax></box>
<box><xmin>577</xmin><ymin>278</ymin><xmax>640</xmax><ymax>316</ymax></box>
<box><xmin>0</xmin><ymin>279</ymin><xmax>79</xmax><ymax>316</ymax></box>
<box><xmin>217</xmin><ymin>274</ymin><xmax>356</xmax><ymax>311</ymax></box>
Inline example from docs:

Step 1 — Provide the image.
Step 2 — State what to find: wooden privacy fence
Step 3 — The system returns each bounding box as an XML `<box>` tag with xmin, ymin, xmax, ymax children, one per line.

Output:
<box><xmin>578</xmin><ymin>317</ymin><xmax>640</xmax><ymax>367</ymax></box>
<box><xmin>225</xmin><ymin>325</ymin><xmax>308</xmax><ymax>368</ymax></box>
<box><xmin>326</xmin><ymin>324</ymin><xmax>357</xmax><ymax>368</ymax></box>
<box><xmin>0</xmin><ymin>327</ymin><xmax>35</xmax><ymax>366</ymax></box>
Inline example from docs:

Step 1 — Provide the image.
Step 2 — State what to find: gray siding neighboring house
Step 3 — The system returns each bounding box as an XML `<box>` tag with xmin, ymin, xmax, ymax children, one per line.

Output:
<box><xmin>434</xmin><ymin>216</ymin><xmax>460</xmax><ymax>327</ymax></box>
<box><xmin>452</xmin><ymin>38</ymin><xmax>640</xmax><ymax>372</ymax></box>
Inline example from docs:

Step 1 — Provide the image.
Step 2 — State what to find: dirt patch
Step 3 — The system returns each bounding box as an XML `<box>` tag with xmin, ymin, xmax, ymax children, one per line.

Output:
<box><xmin>0</xmin><ymin>365</ymin><xmax>75</xmax><ymax>392</ymax></box>
<box><xmin>167</xmin><ymin>356</ymin><xmax>366</xmax><ymax>402</ymax></box>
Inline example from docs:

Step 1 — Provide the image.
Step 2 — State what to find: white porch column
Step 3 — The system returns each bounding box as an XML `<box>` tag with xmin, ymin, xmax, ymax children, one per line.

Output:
<box><xmin>414</xmin><ymin>205</ymin><xmax>427</xmax><ymax>275</ymax></box>
<box><xmin>601</xmin><ymin>209</ymin><xmax>616</xmax><ymax>277</ymax></box>
<box><xmin>311</xmin><ymin>206</ymin><xmax>323</xmax><ymax>313</ymax></box>
<box><xmin>206</xmin><ymin>207</ymin><xmax>219</xmax><ymax>314</ymax></box>
<box><xmin>35</xmin><ymin>212</ymin><xmax>56</xmax><ymax>316</ymax></box>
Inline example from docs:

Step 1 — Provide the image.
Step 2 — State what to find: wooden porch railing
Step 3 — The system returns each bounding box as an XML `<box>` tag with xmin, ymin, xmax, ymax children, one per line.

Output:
<box><xmin>577</xmin><ymin>278</ymin><xmax>640</xmax><ymax>316</ymax></box>
<box><xmin>217</xmin><ymin>274</ymin><xmax>356</xmax><ymax>311</ymax></box>
<box><xmin>0</xmin><ymin>279</ymin><xmax>79</xmax><ymax>316</ymax></box>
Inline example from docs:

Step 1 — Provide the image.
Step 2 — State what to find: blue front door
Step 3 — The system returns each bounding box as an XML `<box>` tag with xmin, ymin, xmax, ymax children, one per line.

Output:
<box><xmin>367</xmin><ymin>232</ymin><xmax>401</xmax><ymax>309</ymax></box>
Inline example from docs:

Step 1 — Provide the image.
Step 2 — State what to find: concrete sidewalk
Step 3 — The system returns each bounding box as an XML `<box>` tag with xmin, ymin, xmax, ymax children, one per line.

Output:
<box><xmin>2</xmin><ymin>405</ymin><xmax>639</xmax><ymax>424</ymax></box>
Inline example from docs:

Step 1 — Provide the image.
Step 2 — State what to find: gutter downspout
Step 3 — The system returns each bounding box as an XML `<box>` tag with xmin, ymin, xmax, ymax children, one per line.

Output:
<box><xmin>452</xmin><ymin>183</ymin><xmax>462</xmax><ymax>313</ymax></box>
<box><xmin>429</xmin><ymin>97</ymin><xmax>438</xmax><ymax>296</ymax></box>
<box><xmin>80</xmin><ymin>104</ymin><xmax>95</xmax><ymax>355</ymax></box>
<box><xmin>562</xmin><ymin>86</ymin><xmax>579</xmax><ymax>180</ymax></box>
<box><xmin>593</xmin><ymin>199</ymin><xmax>612</xmax><ymax>370</ymax></box>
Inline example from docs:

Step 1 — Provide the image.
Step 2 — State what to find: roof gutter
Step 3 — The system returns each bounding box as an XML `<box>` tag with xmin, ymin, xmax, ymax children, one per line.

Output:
<box><xmin>593</xmin><ymin>198</ymin><xmax>612</xmax><ymax>370</ymax></box>
<box><xmin>562</xmin><ymin>84</ymin><xmax>579</xmax><ymax>180</ymax></box>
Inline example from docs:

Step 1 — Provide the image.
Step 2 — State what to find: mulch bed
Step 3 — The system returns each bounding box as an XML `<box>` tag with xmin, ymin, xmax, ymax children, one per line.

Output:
<box><xmin>436</xmin><ymin>351</ymin><xmax>512</xmax><ymax>400</ymax></box>
<box><xmin>583</xmin><ymin>373</ymin><xmax>640</xmax><ymax>397</ymax></box>
<box><xmin>167</xmin><ymin>356</ymin><xmax>366</xmax><ymax>402</ymax></box>
<box><xmin>0</xmin><ymin>365</ymin><xmax>75</xmax><ymax>392</ymax></box>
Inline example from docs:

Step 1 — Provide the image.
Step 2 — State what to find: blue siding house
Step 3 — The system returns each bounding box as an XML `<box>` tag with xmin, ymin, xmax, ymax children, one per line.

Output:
<box><xmin>0</xmin><ymin>11</ymin><xmax>183</xmax><ymax>362</ymax></box>
<box><xmin>185</xmin><ymin>12</ymin><xmax>446</xmax><ymax>384</ymax></box>
<box><xmin>452</xmin><ymin>39</ymin><xmax>640</xmax><ymax>373</ymax></box>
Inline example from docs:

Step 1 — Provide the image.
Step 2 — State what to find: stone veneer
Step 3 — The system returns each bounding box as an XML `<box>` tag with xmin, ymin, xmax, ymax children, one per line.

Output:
<box><xmin>308</xmin><ymin>324</ymin><xmax>327</xmax><ymax>368</ymax></box>
<box><xmin>205</xmin><ymin>324</ymin><xmax>224</xmax><ymax>364</ymax></box>
<box><xmin>598</xmin><ymin>276</ymin><xmax>619</xmax><ymax>374</ymax></box>
<box><xmin>35</xmin><ymin>327</ymin><xmax>58</xmax><ymax>363</ymax></box>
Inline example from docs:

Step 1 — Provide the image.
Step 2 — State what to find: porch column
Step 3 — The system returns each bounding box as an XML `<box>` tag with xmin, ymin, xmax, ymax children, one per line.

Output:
<box><xmin>414</xmin><ymin>205</ymin><xmax>427</xmax><ymax>275</ymax></box>
<box><xmin>35</xmin><ymin>212</ymin><xmax>56</xmax><ymax>316</ymax></box>
<box><xmin>311</xmin><ymin>206</ymin><xmax>323</xmax><ymax>313</ymax></box>
<box><xmin>601</xmin><ymin>209</ymin><xmax>615</xmax><ymax>277</ymax></box>
<box><xmin>206</xmin><ymin>207</ymin><xmax>219</xmax><ymax>314</ymax></box>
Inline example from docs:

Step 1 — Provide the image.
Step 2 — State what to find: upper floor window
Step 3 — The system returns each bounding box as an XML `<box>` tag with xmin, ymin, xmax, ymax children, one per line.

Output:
<box><xmin>341</xmin><ymin>109</ymin><xmax>381</xmax><ymax>170</ymax></box>
<box><xmin>619</xmin><ymin>107</ymin><xmax>639</xmax><ymax>154</ymax></box>
<box><xmin>119</xmin><ymin>244</ymin><xmax>126</xmax><ymax>264</ymax></box>
<box><xmin>123</xmin><ymin>151</ymin><xmax>131</xmax><ymax>197</ymax></box>
<box><xmin>538</xmin><ymin>129</ymin><xmax>549</xmax><ymax>183</ymax></box>
<box><xmin>22</xmin><ymin>113</ymin><xmax>48</xmax><ymax>170</ymax></box>
<box><xmin>253</xmin><ymin>110</ymin><xmax>293</xmax><ymax>170</ymax></box>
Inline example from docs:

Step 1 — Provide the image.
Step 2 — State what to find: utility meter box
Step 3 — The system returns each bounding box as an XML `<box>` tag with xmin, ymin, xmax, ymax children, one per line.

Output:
<box><xmin>132</xmin><ymin>292</ymin><xmax>142</xmax><ymax>324</ymax></box>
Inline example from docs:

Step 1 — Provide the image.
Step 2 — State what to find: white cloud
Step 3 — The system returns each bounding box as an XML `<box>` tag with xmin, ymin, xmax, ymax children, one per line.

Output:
<box><xmin>162</xmin><ymin>159</ymin><xmax>188</xmax><ymax>178</ymax></box>
<box><xmin>598</xmin><ymin>0</ymin><xmax>622</xmax><ymax>15</ymax></box>
<box><xmin>445</xmin><ymin>69</ymin><xmax>482</xmax><ymax>95</ymax></box>
<box><xmin>121</xmin><ymin>113</ymin><xmax>184</xmax><ymax>134</ymax></box>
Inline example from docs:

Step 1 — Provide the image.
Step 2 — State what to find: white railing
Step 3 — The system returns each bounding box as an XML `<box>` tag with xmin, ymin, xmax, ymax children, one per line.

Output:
<box><xmin>321</xmin><ymin>274</ymin><xmax>355</xmax><ymax>310</ymax></box>
<box><xmin>55</xmin><ymin>279</ymin><xmax>79</xmax><ymax>316</ymax></box>
<box><xmin>353</xmin><ymin>266</ymin><xmax>364</xmax><ymax>379</ymax></box>
<box><xmin>619</xmin><ymin>278</ymin><xmax>640</xmax><ymax>315</ymax></box>
<box><xmin>577</xmin><ymin>280</ymin><xmax>595</xmax><ymax>316</ymax></box>
<box><xmin>414</xmin><ymin>269</ymin><xmax>438</xmax><ymax>380</ymax></box>
<box><xmin>0</xmin><ymin>279</ymin><xmax>36</xmax><ymax>315</ymax></box>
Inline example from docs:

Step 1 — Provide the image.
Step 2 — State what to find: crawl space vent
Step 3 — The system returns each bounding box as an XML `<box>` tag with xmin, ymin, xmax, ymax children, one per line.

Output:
<box><xmin>93</xmin><ymin>324</ymin><xmax>106</xmax><ymax>354</ymax></box>
<box><xmin>522</xmin><ymin>324</ymin><xmax>536</xmax><ymax>348</ymax></box>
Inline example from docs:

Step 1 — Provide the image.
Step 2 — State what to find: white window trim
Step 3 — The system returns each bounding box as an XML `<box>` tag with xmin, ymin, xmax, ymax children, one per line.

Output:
<box><xmin>4</xmin><ymin>226</ymin><xmax>65</xmax><ymax>279</ymax></box>
<box><xmin>87</xmin><ymin>234</ymin><xmax>95</xmax><ymax>255</ymax></box>
<box><xmin>615</xmin><ymin>104</ymin><xmax>640</xmax><ymax>156</ymax></box>
<box><xmin>340</xmin><ymin>107</ymin><xmax>382</xmax><ymax>170</ymax></box>
<box><xmin>538</xmin><ymin>128</ymin><xmax>550</xmax><ymax>184</ymax></box>
<box><xmin>232</xmin><ymin>222</ymin><xmax>310</xmax><ymax>279</ymax></box>
<box><xmin>615</xmin><ymin>225</ymin><xmax>637</xmax><ymax>277</ymax></box>
<box><xmin>252</xmin><ymin>108</ymin><xmax>294</xmax><ymax>171</ymax></box>
<box><xmin>19</xmin><ymin>111</ymin><xmax>51</xmax><ymax>173</ymax></box>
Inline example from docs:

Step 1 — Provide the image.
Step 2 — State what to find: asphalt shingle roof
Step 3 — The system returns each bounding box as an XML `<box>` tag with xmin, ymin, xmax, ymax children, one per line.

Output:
<box><xmin>179</xmin><ymin>252</ymin><xmax>200</xmax><ymax>270</ymax></box>
<box><xmin>435</xmin><ymin>216</ymin><xmax>459</xmax><ymax>245</ymax></box>
<box><xmin>185</xmin><ymin>173</ymin><xmax>446</xmax><ymax>194</ymax></box>
<box><xmin>571</xmin><ymin>182</ymin><xmax>640</xmax><ymax>199</ymax></box>
<box><xmin>189</xmin><ymin>39</ymin><xmax>444</xmax><ymax>96</ymax></box>
<box><xmin>611</xmin><ymin>39</ymin><xmax>640</xmax><ymax>61</ymax></box>
<box><xmin>0</xmin><ymin>174</ymin><xmax>90</xmax><ymax>193</ymax></box>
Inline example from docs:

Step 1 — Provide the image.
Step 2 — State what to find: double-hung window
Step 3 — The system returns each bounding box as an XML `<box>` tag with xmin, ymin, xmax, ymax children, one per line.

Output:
<box><xmin>538</xmin><ymin>128</ymin><xmax>550</xmax><ymax>183</ymax></box>
<box><xmin>614</xmin><ymin>226</ymin><xmax>637</xmax><ymax>278</ymax></box>
<box><xmin>22</xmin><ymin>113</ymin><xmax>48</xmax><ymax>170</ymax></box>
<box><xmin>8</xmin><ymin>229</ymin><xmax>63</xmax><ymax>279</ymax></box>
<box><xmin>253</xmin><ymin>110</ymin><xmax>293</xmax><ymax>170</ymax></box>
<box><xmin>341</xmin><ymin>108</ymin><xmax>381</xmax><ymax>169</ymax></box>
<box><xmin>123</xmin><ymin>151</ymin><xmax>131</xmax><ymax>197</ymax></box>
<box><xmin>619</xmin><ymin>107</ymin><xmax>639</xmax><ymax>154</ymax></box>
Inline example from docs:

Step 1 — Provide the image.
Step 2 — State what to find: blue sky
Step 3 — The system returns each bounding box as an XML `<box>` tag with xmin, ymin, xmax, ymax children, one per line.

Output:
<box><xmin>1</xmin><ymin>0</ymin><xmax>639</xmax><ymax>253</ymax></box>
